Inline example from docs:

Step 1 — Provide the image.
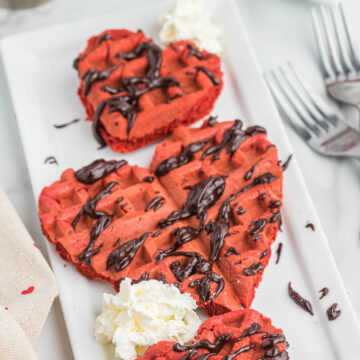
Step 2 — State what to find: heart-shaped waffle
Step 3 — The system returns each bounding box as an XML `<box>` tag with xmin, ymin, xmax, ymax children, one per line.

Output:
<box><xmin>38</xmin><ymin>118</ymin><xmax>283</xmax><ymax>315</ymax></box>
<box><xmin>139</xmin><ymin>309</ymin><xmax>289</xmax><ymax>359</ymax></box>
<box><xmin>75</xmin><ymin>29</ymin><xmax>223</xmax><ymax>152</ymax></box>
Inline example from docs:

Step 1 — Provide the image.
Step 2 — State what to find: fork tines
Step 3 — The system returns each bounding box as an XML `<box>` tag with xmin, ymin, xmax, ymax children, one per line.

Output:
<box><xmin>265</xmin><ymin>63</ymin><xmax>338</xmax><ymax>141</ymax></box>
<box><xmin>312</xmin><ymin>4</ymin><xmax>360</xmax><ymax>83</ymax></box>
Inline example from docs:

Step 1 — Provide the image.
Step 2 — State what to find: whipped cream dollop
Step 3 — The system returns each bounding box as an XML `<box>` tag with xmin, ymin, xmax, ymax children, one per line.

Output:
<box><xmin>159</xmin><ymin>0</ymin><xmax>222</xmax><ymax>54</ymax></box>
<box><xmin>95</xmin><ymin>278</ymin><xmax>201</xmax><ymax>360</ymax></box>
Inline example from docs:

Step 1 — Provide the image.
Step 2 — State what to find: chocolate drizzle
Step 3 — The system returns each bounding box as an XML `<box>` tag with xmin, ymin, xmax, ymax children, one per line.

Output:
<box><xmin>224</xmin><ymin>247</ymin><xmax>239</xmax><ymax>257</ymax></box>
<box><xmin>288</xmin><ymin>282</ymin><xmax>314</xmax><ymax>316</ymax></box>
<box><xmin>155</xmin><ymin>137</ymin><xmax>212</xmax><ymax>177</ymax></box>
<box><xmin>188</xmin><ymin>272</ymin><xmax>224</xmax><ymax>302</ymax></box>
<box><xmin>201</xmin><ymin>120</ymin><xmax>266</xmax><ymax>162</ymax></box>
<box><xmin>249</xmin><ymin>219</ymin><xmax>268</xmax><ymax>236</ymax></box>
<box><xmin>106</xmin><ymin>232</ymin><xmax>152</xmax><ymax>272</ymax></box>
<box><xmin>208</xmin><ymin>196</ymin><xmax>234</xmax><ymax>261</ymax></box>
<box><xmin>319</xmin><ymin>287</ymin><xmax>329</xmax><ymax>299</ymax></box>
<box><xmin>223</xmin><ymin>345</ymin><xmax>254</xmax><ymax>360</ymax></box>
<box><xmin>279</xmin><ymin>154</ymin><xmax>293</xmax><ymax>172</ymax></box>
<box><xmin>44</xmin><ymin>156</ymin><xmax>58</xmax><ymax>165</ymax></box>
<box><xmin>244</xmin><ymin>163</ymin><xmax>257</xmax><ymax>181</ymax></box>
<box><xmin>82</xmin><ymin>64</ymin><xmax>119</xmax><ymax>96</ymax></box>
<box><xmin>195</xmin><ymin>66</ymin><xmax>220</xmax><ymax>86</ymax></box>
<box><xmin>243</xmin><ymin>262</ymin><xmax>264</xmax><ymax>276</ymax></box>
<box><xmin>53</xmin><ymin>118</ymin><xmax>80</xmax><ymax>129</ymax></box>
<box><xmin>187</xmin><ymin>44</ymin><xmax>204</xmax><ymax>60</ymax></box>
<box><xmin>174</xmin><ymin>333</ymin><xmax>232</xmax><ymax>360</ymax></box>
<box><xmin>261</xmin><ymin>333</ymin><xmax>289</xmax><ymax>359</ymax></box>
<box><xmin>98</xmin><ymin>33</ymin><xmax>113</xmax><ymax>44</ymax></box>
<box><xmin>207</xmin><ymin>115</ymin><xmax>218</xmax><ymax>126</ymax></box>
<box><xmin>260</xmin><ymin>249</ymin><xmax>269</xmax><ymax>259</ymax></box>
<box><xmin>73</xmin><ymin>53</ymin><xmax>87</xmax><ymax>70</ymax></box>
<box><xmin>236</xmin><ymin>206</ymin><xmax>246</xmax><ymax>215</ymax></box>
<box><xmin>74</xmin><ymin>159</ymin><xmax>127</xmax><ymax>185</ymax></box>
<box><xmin>275</xmin><ymin>242</ymin><xmax>283</xmax><ymax>264</ymax></box>
<box><xmin>92</xmin><ymin>100</ymin><xmax>108</xmax><ymax>148</ymax></box>
<box><xmin>72</xmin><ymin>182</ymin><xmax>117</xmax><ymax>265</ymax></box>
<box><xmin>100</xmin><ymin>42</ymin><xmax>180</xmax><ymax>134</ymax></box>
<box><xmin>305</xmin><ymin>222</ymin><xmax>315</xmax><ymax>231</ymax></box>
<box><xmin>145</xmin><ymin>196</ymin><xmax>164</xmax><ymax>212</ymax></box>
<box><xmin>141</xmin><ymin>176</ymin><xmax>155</xmax><ymax>183</ymax></box>
<box><xmin>327</xmin><ymin>303</ymin><xmax>341</xmax><ymax>321</ymax></box>
<box><xmin>161</xmin><ymin>252</ymin><xmax>211</xmax><ymax>282</ymax></box>
<box><xmin>131</xmin><ymin>272</ymin><xmax>149</xmax><ymax>284</ymax></box>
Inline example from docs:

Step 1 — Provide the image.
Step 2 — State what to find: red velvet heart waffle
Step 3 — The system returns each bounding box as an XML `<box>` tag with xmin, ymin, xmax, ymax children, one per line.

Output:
<box><xmin>74</xmin><ymin>29</ymin><xmax>223</xmax><ymax>152</ymax></box>
<box><xmin>139</xmin><ymin>309</ymin><xmax>289</xmax><ymax>359</ymax></box>
<box><xmin>38</xmin><ymin>118</ymin><xmax>283</xmax><ymax>315</ymax></box>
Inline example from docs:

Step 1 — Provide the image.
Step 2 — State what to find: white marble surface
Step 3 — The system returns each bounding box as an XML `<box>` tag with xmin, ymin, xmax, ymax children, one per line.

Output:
<box><xmin>0</xmin><ymin>0</ymin><xmax>359</xmax><ymax>358</ymax></box>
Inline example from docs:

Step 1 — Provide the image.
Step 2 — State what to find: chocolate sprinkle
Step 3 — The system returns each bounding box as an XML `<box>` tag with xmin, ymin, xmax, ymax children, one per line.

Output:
<box><xmin>288</xmin><ymin>282</ymin><xmax>314</xmax><ymax>316</ymax></box>
<box><xmin>319</xmin><ymin>287</ymin><xmax>329</xmax><ymax>299</ymax></box>
<box><xmin>327</xmin><ymin>303</ymin><xmax>341</xmax><ymax>321</ymax></box>
<box><xmin>74</xmin><ymin>159</ymin><xmax>127</xmax><ymax>185</ymax></box>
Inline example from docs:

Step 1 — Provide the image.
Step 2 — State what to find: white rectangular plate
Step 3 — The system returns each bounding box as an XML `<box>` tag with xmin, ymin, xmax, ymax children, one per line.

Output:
<box><xmin>2</xmin><ymin>0</ymin><xmax>360</xmax><ymax>359</ymax></box>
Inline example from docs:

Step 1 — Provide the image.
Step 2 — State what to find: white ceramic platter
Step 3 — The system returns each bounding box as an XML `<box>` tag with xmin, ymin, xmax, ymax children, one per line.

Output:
<box><xmin>2</xmin><ymin>0</ymin><xmax>360</xmax><ymax>358</ymax></box>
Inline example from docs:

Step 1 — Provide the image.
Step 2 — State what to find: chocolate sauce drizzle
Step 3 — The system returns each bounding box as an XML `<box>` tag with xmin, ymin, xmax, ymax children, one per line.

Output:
<box><xmin>243</xmin><ymin>262</ymin><xmax>264</xmax><ymax>276</ymax></box>
<box><xmin>160</xmin><ymin>252</ymin><xmax>211</xmax><ymax>282</ymax></box>
<box><xmin>155</xmin><ymin>176</ymin><xmax>226</xmax><ymax>261</ymax></box>
<box><xmin>275</xmin><ymin>242</ymin><xmax>283</xmax><ymax>265</ymax></box>
<box><xmin>288</xmin><ymin>282</ymin><xmax>314</xmax><ymax>316</ymax></box>
<box><xmin>72</xmin><ymin>182</ymin><xmax>117</xmax><ymax>265</ymax></box>
<box><xmin>319</xmin><ymin>287</ymin><xmax>329</xmax><ymax>299</ymax></box>
<box><xmin>201</xmin><ymin>120</ymin><xmax>266</xmax><ymax>162</ymax></box>
<box><xmin>244</xmin><ymin>163</ymin><xmax>257</xmax><ymax>181</ymax></box>
<box><xmin>53</xmin><ymin>118</ymin><xmax>80</xmax><ymax>129</ymax></box>
<box><xmin>165</xmin><ymin>93</ymin><xmax>182</xmax><ymax>103</ymax></box>
<box><xmin>236</xmin><ymin>206</ymin><xmax>246</xmax><ymax>215</ymax></box>
<box><xmin>327</xmin><ymin>303</ymin><xmax>341</xmax><ymax>321</ymax></box>
<box><xmin>74</xmin><ymin>159</ymin><xmax>127</xmax><ymax>185</ymax></box>
<box><xmin>187</xmin><ymin>44</ymin><xmax>204</xmax><ymax>60</ymax></box>
<box><xmin>73</xmin><ymin>53</ymin><xmax>87</xmax><ymax>70</ymax></box>
<box><xmin>189</xmin><ymin>272</ymin><xmax>224</xmax><ymax>302</ymax></box>
<box><xmin>155</xmin><ymin>137</ymin><xmax>212</xmax><ymax>177</ymax></box>
<box><xmin>305</xmin><ymin>222</ymin><xmax>315</xmax><ymax>231</ymax></box>
<box><xmin>145</xmin><ymin>196</ymin><xmax>164</xmax><ymax>212</ymax></box>
<box><xmin>141</xmin><ymin>176</ymin><xmax>155</xmax><ymax>183</ymax></box>
<box><xmin>98</xmin><ymin>42</ymin><xmax>180</xmax><ymax>135</ymax></box>
<box><xmin>260</xmin><ymin>249</ymin><xmax>269</xmax><ymax>259</ymax></box>
<box><xmin>208</xmin><ymin>196</ymin><xmax>234</xmax><ymax>262</ymax></box>
<box><xmin>279</xmin><ymin>154</ymin><xmax>293</xmax><ymax>172</ymax></box>
<box><xmin>249</xmin><ymin>219</ymin><xmax>268</xmax><ymax>236</ymax></box>
<box><xmin>98</xmin><ymin>33</ymin><xmax>113</xmax><ymax>44</ymax></box>
<box><xmin>224</xmin><ymin>247</ymin><xmax>239</xmax><ymax>257</ymax></box>
<box><xmin>207</xmin><ymin>115</ymin><xmax>218</xmax><ymax>127</ymax></box>
<box><xmin>261</xmin><ymin>333</ymin><xmax>289</xmax><ymax>360</ymax></box>
<box><xmin>44</xmin><ymin>156</ymin><xmax>58</xmax><ymax>165</ymax></box>
<box><xmin>131</xmin><ymin>272</ymin><xmax>149</xmax><ymax>284</ymax></box>
<box><xmin>223</xmin><ymin>345</ymin><xmax>254</xmax><ymax>360</ymax></box>
<box><xmin>174</xmin><ymin>333</ymin><xmax>232</xmax><ymax>360</ymax></box>
<box><xmin>82</xmin><ymin>64</ymin><xmax>119</xmax><ymax>96</ymax></box>
<box><xmin>195</xmin><ymin>66</ymin><xmax>220</xmax><ymax>86</ymax></box>
<box><xmin>106</xmin><ymin>232</ymin><xmax>152</xmax><ymax>272</ymax></box>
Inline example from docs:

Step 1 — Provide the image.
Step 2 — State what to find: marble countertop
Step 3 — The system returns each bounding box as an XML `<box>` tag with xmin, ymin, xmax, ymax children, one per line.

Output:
<box><xmin>0</xmin><ymin>0</ymin><xmax>359</xmax><ymax>358</ymax></box>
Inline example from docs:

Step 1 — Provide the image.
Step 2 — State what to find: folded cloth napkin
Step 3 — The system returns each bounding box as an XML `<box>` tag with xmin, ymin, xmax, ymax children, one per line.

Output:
<box><xmin>0</xmin><ymin>187</ymin><xmax>58</xmax><ymax>360</ymax></box>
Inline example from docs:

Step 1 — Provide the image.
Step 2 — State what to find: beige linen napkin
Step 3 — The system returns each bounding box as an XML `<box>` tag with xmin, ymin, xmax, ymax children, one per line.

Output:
<box><xmin>0</xmin><ymin>187</ymin><xmax>58</xmax><ymax>359</ymax></box>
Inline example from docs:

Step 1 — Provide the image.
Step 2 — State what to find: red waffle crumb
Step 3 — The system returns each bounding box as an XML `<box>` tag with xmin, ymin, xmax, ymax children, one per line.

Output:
<box><xmin>139</xmin><ymin>309</ymin><xmax>289</xmax><ymax>359</ymax></box>
<box><xmin>21</xmin><ymin>286</ymin><xmax>35</xmax><ymax>295</ymax></box>
<box><xmin>75</xmin><ymin>29</ymin><xmax>223</xmax><ymax>152</ymax></box>
<box><xmin>38</xmin><ymin>119</ymin><xmax>283</xmax><ymax>314</ymax></box>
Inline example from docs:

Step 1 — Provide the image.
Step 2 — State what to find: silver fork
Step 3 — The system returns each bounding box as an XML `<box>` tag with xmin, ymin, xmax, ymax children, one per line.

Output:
<box><xmin>312</xmin><ymin>4</ymin><xmax>360</xmax><ymax>127</ymax></box>
<box><xmin>265</xmin><ymin>63</ymin><xmax>360</xmax><ymax>160</ymax></box>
